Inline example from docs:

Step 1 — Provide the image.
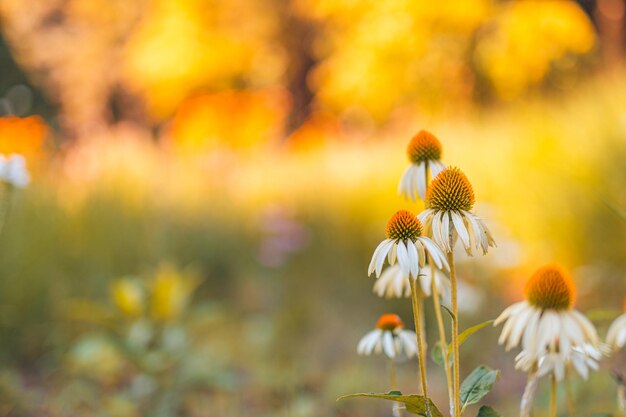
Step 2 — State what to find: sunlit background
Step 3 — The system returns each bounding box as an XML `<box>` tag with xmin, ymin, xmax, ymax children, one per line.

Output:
<box><xmin>0</xmin><ymin>0</ymin><xmax>625</xmax><ymax>416</ymax></box>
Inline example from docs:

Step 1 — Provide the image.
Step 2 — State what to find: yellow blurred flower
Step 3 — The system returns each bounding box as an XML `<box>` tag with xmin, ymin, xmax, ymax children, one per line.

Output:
<box><xmin>111</xmin><ymin>279</ymin><xmax>145</xmax><ymax>318</ymax></box>
<box><xmin>122</xmin><ymin>0</ymin><xmax>283</xmax><ymax>119</ymax></box>
<box><xmin>168</xmin><ymin>89</ymin><xmax>288</xmax><ymax>153</ymax></box>
<box><xmin>150</xmin><ymin>263</ymin><xmax>198</xmax><ymax>321</ymax></box>
<box><xmin>307</xmin><ymin>0</ymin><xmax>491</xmax><ymax>119</ymax></box>
<box><xmin>475</xmin><ymin>1</ymin><xmax>596</xmax><ymax>99</ymax></box>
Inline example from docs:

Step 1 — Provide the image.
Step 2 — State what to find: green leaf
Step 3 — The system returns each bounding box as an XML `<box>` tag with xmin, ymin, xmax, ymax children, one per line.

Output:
<box><xmin>338</xmin><ymin>391</ymin><xmax>443</xmax><ymax>417</ymax></box>
<box><xmin>460</xmin><ymin>366</ymin><xmax>500</xmax><ymax>413</ymax></box>
<box><xmin>476</xmin><ymin>405</ymin><xmax>500</xmax><ymax>417</ymax></box>
<box><xmin>440</xmin><ymin>304</ymin><xmax>456</xmax><ymax>322</ymax></box>
<box><xmin>447</xmin><ymin>321</ymin><xmax>493</xmax><ymax>362</ymax></box>
<box><xmin>431</xmin><ymin>342</ymin><xmax>444</xmax><ymax>367</ymax></box>
<box><xmin>432</xmin><ymin>342</ymin><xmax>452</xmax><ymax>368</ymax></box>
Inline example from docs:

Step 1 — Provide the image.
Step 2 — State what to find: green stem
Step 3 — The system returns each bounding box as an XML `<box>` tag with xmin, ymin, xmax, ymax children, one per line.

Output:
<box><xmin>564</xmin><ymin>373</ymin><xmax>575</xmax><ymax>417</ymax></box>
<box><xmin>430</xmin><ymin>259</ymin><xmax>453</xmax><ymax>413</ymax></box>
<box><xmin>410</xmin><ymin>277</ymin><xmax>431</xmax><ymax>417</ymax></box>
<box><xmin>550</xmin><ymin>374</ymin><xmax>557</xmax><ymax>417</ymax></box>
<box><xmin>447</xmin><ymin>251</ymin><xmax>460</xmax><ymax>417</ymax></box>
<box><xmin>388</xmin><ymin>358</ymin><xmax>403</xmax><ymax>417</ymax></box>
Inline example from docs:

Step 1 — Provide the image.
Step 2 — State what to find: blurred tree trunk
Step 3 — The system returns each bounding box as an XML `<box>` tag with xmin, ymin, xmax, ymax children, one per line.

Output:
<box><xmin>276</xmin><ymin>1</ymin><xmax>318</xmax><ymax>136</ymax></box>
<box><xmin>593</xmin><ymin>0</ymin><xmax>626</xmax><ymax>65</ymax></box>
<box><xmin>0</xmin><ymin>0</ymin><xmax>148</xmax><ymax>142</ymax></box>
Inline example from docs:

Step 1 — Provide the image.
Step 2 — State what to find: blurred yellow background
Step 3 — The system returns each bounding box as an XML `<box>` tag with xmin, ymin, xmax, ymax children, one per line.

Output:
<box><xmin>0</xmin><ymin>0</ymin><xmax>625</xmax><ymax>416</ymax></box>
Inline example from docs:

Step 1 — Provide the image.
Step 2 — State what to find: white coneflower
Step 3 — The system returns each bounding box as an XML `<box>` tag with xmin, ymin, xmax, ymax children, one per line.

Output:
<box><xmin>357</xmin><ymin>314</ymin><xmax>418</xmax><ymax>359</ymax></box>
<box><xmin>373</xmin><ymin>263</ymin><xmax>450</xmax><ymax>300</ymax></box>
<box><xmin>0</xmin><ymin>153</ymin><xmax>29</xmax><ymax>188</ymax></box>
<box><xmin>607</xmin><ymin>310</ymin><xmax>626</xmax><ymax>350</ymax></box>
<box><xmin>495</xmin><ymin>265</ymin><xmax>600</xmax><ymax>363</ymax></box>
<box><xmin>398</xmin><ymin>130</ymin><xmax>446</xmax><ymax>201</ymax></box>
<box><xmin>418</xmin><ymin>167</ymin><xmax>495</xmax><ymax>256</ymax></box>
<box><xmin>368</xmin><ymin>210</ymin><xmax>449</xmax><ymax>280</ymax></box>
<box><xmin>515</xmin><ymin>343</ymin><xmax>602</xmax><ymax>381</ymax></box>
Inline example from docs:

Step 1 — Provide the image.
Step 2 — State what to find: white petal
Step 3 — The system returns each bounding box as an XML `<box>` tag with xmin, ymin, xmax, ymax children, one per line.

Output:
<box><xmin>494</xmin><ymin>301</ymin><xmax>525</xmax><ymax>326</ymax></box>
<box><xmin>399</xmin><ymin>330</ymin><xmax>418</xmax><ymax>357</ymax></box>
<box><xmin>396</xmin><ymin>241</ymin><xmax>410</xmax><ymax>277</ymax></box>
<box><xmin>570</xmin><ymin>310</ymin><xmax>599</xmax><ymax>345</ymax></box>
<box><xmin>441</xmin><ymin>212</ymin><xmax>451</xmax><ymax>252</ymax></box>
<box><xmin>398</xmin><ymin>165</ymin><xmax>413</xmax><ymax>199</ymax></box>
<box><xmin>419</xmin><ymin>237</ymin><xmax>447</xmax><ymax>270</ymax></box>
<box><xmin>429</xmin><ymin>160</ymin><xmax>445</xmax><ymax>177</ymax></box>
<box><xmin>416</xmin><ymin>162</ymin><xmax>427</xmax><ymax>200</ymax></box>
<box><xmin>383</xmin><ymin>331</ymin><xmax>396</xmax><ymax>358</ymax></box>
<box><xmin>368</xmin><ymin>240</ymin><xmax>390</xmax><ymax>276</ymax></box>
<box><xmin>451</xmin><ymin>211</ymin><xmax>470</xmax><ymax>254</ymax></box>
<box><xmin>415</xmin><ymin>239</ymin><xmax>426</xmax><ymax>268</ymax></box>
<box><xmin>358</xmin><ymin>330</ymin><xmax>381</xmax><ymax>355</ymax></box>
<box><xmin>375</xmin><ymin>240</ymin><xmax>395</xmax><ymax>277</ymax></box>
<box><xmin>607</xmin><ymin>314</ymin><xmax>626</xmax><ymax>347</ymax></box>
<box><xmin>406</xmin><ymin>240</ymin><xmax>419</xmax><ymax>278</ymax></box>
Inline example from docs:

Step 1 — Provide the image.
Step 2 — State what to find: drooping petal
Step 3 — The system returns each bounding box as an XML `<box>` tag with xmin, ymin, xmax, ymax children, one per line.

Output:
<box><xmin>406</xmin><ymin>240</ymin><xmax>419</xmax><ymax>278</ymax></box>
<box><xmin>451</xmin><ymin>211</ymin><xmax>470</xmax><ymax>254</ymax></box>
<box><xmin>416</xmin><ymin>162</ymin><xmax>427</xmax><ymax>200</ymax></box>
<box><xmin>396</xmin><ymin>241</ymin><xmax>410</xmax><ymax>277</ymax></box>
<box><xmin>375</xmin><ymin>240</ymin><xmax>395</xmax><ymax>277</ymax></box>
<box><xmin>368</xmin><ymin>239</ymin><xmax>391</xmax><ymax>276</ymax></box>
<box><xmin>383</xmin><ymin>330</ymin><xmax>396</xmax><ymax>358</ymax></box>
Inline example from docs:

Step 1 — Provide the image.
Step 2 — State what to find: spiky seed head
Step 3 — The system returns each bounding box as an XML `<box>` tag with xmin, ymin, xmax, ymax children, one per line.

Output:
<box><xmin>376</xmin><ymin>313</ymin><xmax>404</xmax><ymax>331</ymax></box>
<box><xmin>407</xmin><ymin>130</ymin><xmax>442</xmax><ymax>164</ymax></box>
<box><xmin>425</xmin><ymin>166</ymin><xmax>475</xmax><ymax>212</ymax></box>
<box><xmin>525</xmin><ymin>264</ymin><xmax>576</xmax><ymax>311</ymax></box>
<box><xmin>385</xmin><ymin>210</ymin><xmax>422</xmax><ymax>241</ymax></box>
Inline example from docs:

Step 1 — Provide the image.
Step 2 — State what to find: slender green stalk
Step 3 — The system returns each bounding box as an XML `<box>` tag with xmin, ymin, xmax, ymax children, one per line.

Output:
<box><xmin>388</xmin><ymin>358</ymin><xmax>403</xmax><ymax>417</ymax></box>
<box><xmin>447</xmin><ymin>251</ymin><xmax>460</xmax><ymax>417</ymax></box>
<box><xmin>550</xmin><ymin>374</ymin><xmax>557</xmax><ymax>417</ymax></box>
<box><xmin>417</xmin><ymin>289</ymin><xmax>427</xmax><ymax>379</ymax></box>
<box><xmin>430</xmin><ymin>260</ymin><xmax>453</xmax><ymax>412</ymax></box>
<box><xmin>564</xmin><ymin>374</ymin><xmax>575</xmax><ymax>417</ymax></box>
<box><xmin>410</xmin><ymin>277</ymin><xmax>431</xmax><ymax>417</ymax></box>
<box><xmin>389</xmin><ymin>357</ymin><xmax>398</xmax><ymax>389</ymax></box>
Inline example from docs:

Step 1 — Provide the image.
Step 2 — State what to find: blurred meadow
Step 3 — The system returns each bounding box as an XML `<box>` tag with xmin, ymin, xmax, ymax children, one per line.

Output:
<box><xmin>0</xmin><ymin>0</ymin><xmax>625</xmax><ymax>416</ymax></box>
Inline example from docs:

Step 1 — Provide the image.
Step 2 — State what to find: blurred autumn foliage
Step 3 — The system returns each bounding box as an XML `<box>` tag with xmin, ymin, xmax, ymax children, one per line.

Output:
<box><xmin>0</xmin><ymin>1</ymin><xmax>625</xmax><ymax>416</ymax></box>
<box><xmin>0</xmin><ymin>0</ymin><xmax>617</xmax><ymax>143</ymax></box>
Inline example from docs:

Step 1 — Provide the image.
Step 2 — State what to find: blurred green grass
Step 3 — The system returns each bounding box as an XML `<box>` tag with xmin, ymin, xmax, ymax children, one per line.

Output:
<box><xmin>0</xmin><ymin>75</ymin><xmax>624</xmax><ymax>416</ymax></box>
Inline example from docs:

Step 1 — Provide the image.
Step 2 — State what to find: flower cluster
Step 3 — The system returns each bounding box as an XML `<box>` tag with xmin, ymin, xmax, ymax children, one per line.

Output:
<box><xmin>353</xmin><ymin>130</ymin><xmax>497</xmax><ymax>417</ymax></box>
<box><xmin>348</xmin><ymin>128</ymin><xmax>625</xmax><ymax>417</ymax></box>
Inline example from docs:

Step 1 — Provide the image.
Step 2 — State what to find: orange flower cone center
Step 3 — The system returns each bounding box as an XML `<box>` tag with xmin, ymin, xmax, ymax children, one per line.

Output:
<box><xmin>376</xmin><ymin>313</ymin><xmax>404</xmax><ymax>331</ymax></box>
<box><xmin>525</xmin><ymin>265</ymin><xmax>576</xmax><ymax>311</ymax></box>
<box><xmin>425</xmin><ymin>166</ymin><xmax>475</xmax><ymax>212</ymax></box>
<box><xmin>386</xmin><ymin>210</ymin><xmax>422</xmax><ymax>241</ymax></box>
<box><xmin>407</xmin><ymin>130</ymin><xmax>442</xmax><ymax>164</ymax></box>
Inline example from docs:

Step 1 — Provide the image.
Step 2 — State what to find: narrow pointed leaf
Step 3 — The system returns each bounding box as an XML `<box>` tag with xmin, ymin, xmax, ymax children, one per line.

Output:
<box><xmin>440</xmin><ymin>304</ymin><xmax>455</xmax><ymax>322</ymax></box>
<box><xmin>446</xmin><ymin>320</ymin><xmax>494</xmax><ymax>362</ymax></box>
<box><xmin>476</xmin><ymin>405</ymin><xmax>500</xmax><ymax>417</ymax></box>
<box><xmin>338</xmin><ymin>391</ymin><xmax>443</xmax><ymax>417</ymax></box>
<box><xmin>460</xmin><ymin>366</ymin><xmax>499</xmax><ymax>413</ymax></box>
